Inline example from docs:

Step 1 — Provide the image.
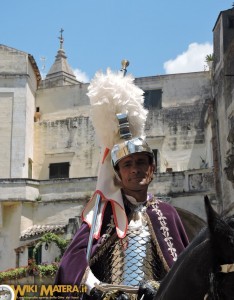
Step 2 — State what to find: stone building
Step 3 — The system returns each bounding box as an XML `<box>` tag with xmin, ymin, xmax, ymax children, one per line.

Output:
<box><xmin>212</xmin><ymin>7</ymin><xmax>234</xmax><ymax>210</ymax></box>
<box><xmin>0</xmin><ymin>7</ymin><xmax>233</xmax><ymax>272</ymax></box>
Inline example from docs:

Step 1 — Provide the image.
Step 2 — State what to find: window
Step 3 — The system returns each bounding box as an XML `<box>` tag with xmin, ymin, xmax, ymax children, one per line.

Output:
<box><xmin>28</xmin><ymin>245</ymin><xmax>41</xmax><ymax>265</ymax></box>
<box><xmin>152</xmin><ymin>149</ymin><xmax>157</xmax><ymax>163</ymax></box>
<box><xmin>227</xmin><ymin>116</ymin><xmax>234</xmax><ymax>148</ymax></box>
<box><xmin>228</xmin><ymin>16</ymin><xmax>234</xmax><ymax>28</ymax></box>
<box><xmin>152</xmin><ymin>149</ymin><xmax>160</xmax><ymax>172</ymax></box>
<box><xmin>144</xmin><ymin>89</ymin><xmax>162</xmax><ymax>109</ymax></box>
<box><xmin>28</xmin><ymin>158</ymin><xmax>32</xmax><ymax>179</ymax></box>
<box><xmin>49</xmin><ymin>162</ymin><xmax>70</xmax><ymax>179</ymax></box>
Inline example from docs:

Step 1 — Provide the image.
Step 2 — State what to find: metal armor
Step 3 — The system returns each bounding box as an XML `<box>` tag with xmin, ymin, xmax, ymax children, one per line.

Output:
<box><xmin>90</xmin><ymin>203</ymin><xmax>167</xmax><ymax>287</ymax></box>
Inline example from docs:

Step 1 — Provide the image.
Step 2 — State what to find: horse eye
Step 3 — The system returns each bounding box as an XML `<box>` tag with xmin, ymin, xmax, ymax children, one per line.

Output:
<box><xmin>228</xmin><ymin>219</ymin><xmax>234</xmax><ymax>228</ymax></box>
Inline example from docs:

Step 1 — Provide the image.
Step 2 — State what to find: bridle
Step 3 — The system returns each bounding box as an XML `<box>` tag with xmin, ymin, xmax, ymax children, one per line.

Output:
<box><xmin>219</xmin><ymin>263</ymin><xmax>234</xmax><ymax>273</ymax></box>
<box><xmin>204</xmin><ymin>263</ymin><xmax>234</xmax><ymax>299</ymax></box>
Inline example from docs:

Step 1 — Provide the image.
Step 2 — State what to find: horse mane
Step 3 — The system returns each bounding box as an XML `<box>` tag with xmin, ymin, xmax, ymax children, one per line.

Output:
<box><xmin>155</xmin><ymin>196</ymin><xmax>234</xmax><ymax>300</ymax></box>
<box><xmin>155</xmin><ymin>227</ymin><xmax>210</xmax><ymax>299</ymax></box>
<box><xmin>205</xmin><ymin>198</ymin><xmax>234</xmax><ymax>299</ymax></box>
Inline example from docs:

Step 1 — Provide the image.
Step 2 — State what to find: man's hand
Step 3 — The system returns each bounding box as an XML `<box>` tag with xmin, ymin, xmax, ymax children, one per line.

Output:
<box><xmin>114</xmin><ymin>292</ymin><xmax>130</xmax><ymax>300</ymax></box>
<box><xmin>90</xmin><ymin>287</ymin><xmax>104</xmax><ymax>299</ymax></box>
<box><xmin>137</xmin><ymin>280</ymin><xmax>160</xmax><ymax>300</ymax></box>
<box><xmin>90</xmin><ymin>287</ymin><xmax>130</xmax><ymax>300</ymax></box>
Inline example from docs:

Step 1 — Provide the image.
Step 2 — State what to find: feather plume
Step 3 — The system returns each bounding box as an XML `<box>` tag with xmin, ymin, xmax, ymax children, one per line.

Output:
<box><xmin>87</xmin><ymin>68</ymin><xmax>148</xmax><ymax>149</ymax></box>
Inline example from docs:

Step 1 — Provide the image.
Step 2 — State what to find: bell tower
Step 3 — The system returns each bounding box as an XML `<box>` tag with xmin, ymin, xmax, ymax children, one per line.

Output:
<box><xmin>41</xmin><ymin>29</ymin><xmax>80</xmax><ymax>88</ymax></box>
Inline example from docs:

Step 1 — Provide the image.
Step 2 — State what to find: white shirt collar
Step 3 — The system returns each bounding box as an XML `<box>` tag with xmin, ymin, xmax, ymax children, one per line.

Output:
<box><xmin>125</xmin><ymin>193</ymin><xmax>153</xmax><ymax>206</ymax></box>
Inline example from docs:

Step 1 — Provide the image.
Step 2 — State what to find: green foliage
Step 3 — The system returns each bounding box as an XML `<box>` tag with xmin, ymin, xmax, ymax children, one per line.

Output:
<box><xmin>0</xmin><ymin>267</ymin><xmax>27</xmax><ymax>282</ymax></box>
<box><xmin>26</xmin><ymin>259</ymin><xmax>39</xmax><ymax>275</ymax></box>
<box><xmin>205</xmin><ymin>54</ymin><xmax>214</xmax><ymax>62</ymax></box>
<box><xmin>38</xmin><ymin>262</ymin><xmax>59</xmax><ymax>277</ymax></box>
<box><xmin>0</xmin><ymin>233</ymin><xmax>68</xmax><ymax>283</ymax></box>
<box><xmin>33</xmin><ymin>232</ymin><xmax>69</xmax><ymax>259</ymax></box>
<box><xmin>0</xmin><ymin>262</ymin><xmax>59</xmax><ymax>283</ymax></box>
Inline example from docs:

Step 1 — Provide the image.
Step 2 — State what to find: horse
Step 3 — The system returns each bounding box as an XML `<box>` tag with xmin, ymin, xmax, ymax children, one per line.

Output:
<box><xmin>154</xmin><ymin>196</ymin><xmax>234</xmax><ymax>300</ymax></box>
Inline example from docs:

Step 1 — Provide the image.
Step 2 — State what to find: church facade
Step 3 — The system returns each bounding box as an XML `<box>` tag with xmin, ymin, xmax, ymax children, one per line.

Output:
<box><xmin>0</xmin><ymin>7</ymin><xmax>233</xmax><ymax>271</ymax></box>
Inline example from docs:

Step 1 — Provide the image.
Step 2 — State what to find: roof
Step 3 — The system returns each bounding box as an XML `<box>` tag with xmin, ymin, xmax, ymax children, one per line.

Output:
<box><xmin>213</xmin><ymin>8</ymin><xmax>234</xmax><ymax>31</ymax></box>
<box><xmin>0</xmin><ymin>44</ymin><xmax>41</xmax><ymax>83</ymax></box>
<box><xmin>28</xmin><ymin>54</ymin><xmax>42</xmax><ymax>83</ymax></box>
<box><xmin>20</xmin><ymin>224</ymin><xmax>66</xmax><ymax>241</ymax></box>
<box><xmin>45</xmin><ymin>47</ymin><xmax>79</xmax><ymax>85</ymax></box>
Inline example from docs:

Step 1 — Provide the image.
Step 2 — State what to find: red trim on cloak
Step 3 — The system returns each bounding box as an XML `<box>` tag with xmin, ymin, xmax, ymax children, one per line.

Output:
<box><xmin>110</xmin><ymin>199</ymin><xmax>128</xmax><ymax>239</ymax></box>
<box><xmin>81</xmin><ymin>190</ymin><xmax>128</xmax><ymax>239</ymax></box>
<box><xmin>101</xmin><ymin>148</ymin><xmax>110</xmax><ymax>164</ymax></box>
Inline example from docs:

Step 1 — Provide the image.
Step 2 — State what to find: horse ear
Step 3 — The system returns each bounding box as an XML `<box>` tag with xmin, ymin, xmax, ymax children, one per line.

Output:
<box><xmin>204</xmin><ymin>195</ymin><xmax>219</xmax><ymax>234</ymax></box>
<box><xmin>204</xmin><ymin>195</ymin><xmax>234</xmax><ymax>262</ymax></box>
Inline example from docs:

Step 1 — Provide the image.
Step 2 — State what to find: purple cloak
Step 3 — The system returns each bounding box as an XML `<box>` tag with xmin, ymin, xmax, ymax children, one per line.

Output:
<box><xmin>55</xmin><ymin>199</ymin><xmax>189</xmax><ymax>293</ymax></box>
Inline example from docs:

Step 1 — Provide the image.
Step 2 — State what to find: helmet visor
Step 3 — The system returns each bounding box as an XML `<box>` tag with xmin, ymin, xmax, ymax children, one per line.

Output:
<box><xmin>111</xmin><ymin>137</ymin><xmax>154</xmax><ymax>167</ymax></box>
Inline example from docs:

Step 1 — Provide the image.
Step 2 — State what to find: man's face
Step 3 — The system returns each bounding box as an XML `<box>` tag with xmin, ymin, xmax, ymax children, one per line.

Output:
<box><xmin>117</xmin><ymin>153</ymin><xmax>155</xmax><ymax>192</ymax></box>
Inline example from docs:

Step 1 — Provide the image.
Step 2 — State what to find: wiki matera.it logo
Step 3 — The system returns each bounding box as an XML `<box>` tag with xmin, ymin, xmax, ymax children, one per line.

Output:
<box><xmin>0</xmin><ymin>285</ymin><xmax>15</xmax><ymax>300</ymax></box>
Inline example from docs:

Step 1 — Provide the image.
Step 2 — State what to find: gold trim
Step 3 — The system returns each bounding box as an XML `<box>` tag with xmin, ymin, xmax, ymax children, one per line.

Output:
<box><xmin>90</xmin><ymin>216</ymin><xmax>116</xmax><ymax>265</ymax></box>
<box><xmin>147</xmin><ymin>197</ymin><xmax>178</xmax><ymax>262</ymax></box>
<box><xmin>81</xmin><ymin>266</ymin><xmax>91</xmax><ymax>285</ymax></box>
<box><xmin>144</xmin><ymin>212</ymin><xmax>170</xmax><ymax>272</ymax></box>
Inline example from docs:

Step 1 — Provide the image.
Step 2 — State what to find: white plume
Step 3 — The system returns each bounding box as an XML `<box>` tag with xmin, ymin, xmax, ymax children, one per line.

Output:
<box><xmin>87</xmin><ymin>68</ymin><xmax>148</xmax><ymax>149</ymax></box>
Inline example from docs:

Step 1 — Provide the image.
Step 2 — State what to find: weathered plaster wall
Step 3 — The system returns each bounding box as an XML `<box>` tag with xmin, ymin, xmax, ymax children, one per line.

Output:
<box><xmin>32</xmin><ymin>199</ymin><xmax>86</xmax><ymax>225</ymax></box>
<box><xmin>213</xmin><ymin>9</ymin><xmax>234</xmax><ymax>207</ymax></box>
<box><xmin>0</xmin><ymin>203</ymin><xmax>22</xmax><ymax>270</ymax></box>
<box><xmin>34</xmin><ymin>72</ymin><xmax>211</xmax><ymax>180</ymax></box>
<box><xmin>146</xmin><ymin>100</ymin><xmax>209</xmax><ymax>172</ymax></box>
<box><xmin>0</xmin><ymin>46</ymin><xmax>37</xmax><ymax>179</ymax></box>
<box><xmin>0</xmin><ymin>45</ymin><xmax>28</xmax><ymax>73</ymax></box>
<box><xmin>36</xmin><ymin>83</ymin><xmax>90</xmax><ymax>114</ymax></box>
<box><xmin>34</xmin><ymin>116</ymin><xmax>99</xmax><ymax>179</ymax></box>
<box><xmin>0</xmin><ymin>92</ymin><xmax>13</xmax><ymax>177</ymax></box>
<box><xmin>135</xmin><ymin>72</ymin><xmax>211</xmax><ymax>107</ymax></box>
<box><xmin>0</xmin><ymin>179</ymin><xmax>39</xmax><ymax>201</ymax></box>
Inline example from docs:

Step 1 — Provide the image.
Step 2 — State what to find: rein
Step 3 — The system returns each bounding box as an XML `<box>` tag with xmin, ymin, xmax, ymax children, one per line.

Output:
<box><xmin>219</xmin><ymin>263</ymin><xmax>234</xmax><ymax>273</ymax></box>
<box><xmin>204</xmin><ymin>263</ymin><xmax>234</xmax><ymax>299</ymax></box>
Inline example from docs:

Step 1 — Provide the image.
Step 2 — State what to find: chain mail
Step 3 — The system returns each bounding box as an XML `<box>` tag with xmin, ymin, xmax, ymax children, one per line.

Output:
<box><xmin>90</xmin><ymin>203</ymin><xmax>167</xmax><ymax>287</ymax></box>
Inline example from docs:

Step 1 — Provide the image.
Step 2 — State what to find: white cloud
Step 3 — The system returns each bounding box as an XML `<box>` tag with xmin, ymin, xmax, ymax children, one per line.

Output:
<box><xmin>163</xmin><ymin>42</ymin><xmax>213</xmax><ymax>74</ymax></box>
<box><xmin>73</xmin><ymin>68</ymin><xmax>89</xmax><ymax>83</ymax></box>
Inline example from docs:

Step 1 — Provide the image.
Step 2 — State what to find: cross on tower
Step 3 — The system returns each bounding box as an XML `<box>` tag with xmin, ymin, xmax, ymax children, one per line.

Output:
<box><xmin>58</xmin><ymin>28</ymin><xmax>64</xmax><ymax>49</ymax></box>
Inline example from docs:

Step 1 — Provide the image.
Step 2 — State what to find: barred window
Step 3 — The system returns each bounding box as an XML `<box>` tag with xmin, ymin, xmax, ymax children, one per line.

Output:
<box><xmin>144</xmin><ymin>89</ymin><xmax>162</xmax><ymax>109</ymax></box>
<box><xmin>49</xmin><ymin>162</ymin><xmax>70</xmax><ymax>179</ymax></box>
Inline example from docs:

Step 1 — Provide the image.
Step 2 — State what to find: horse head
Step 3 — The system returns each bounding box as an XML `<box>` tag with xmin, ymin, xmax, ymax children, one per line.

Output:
<box><xmin>155</xmin><ymin>196</ymin><xmax>234</xmax><ymax>300</ymax></box>
<box><xmin>204</xmin><ymin>195</ymin><xmax>234</xmax><ymax>299</ymax></box>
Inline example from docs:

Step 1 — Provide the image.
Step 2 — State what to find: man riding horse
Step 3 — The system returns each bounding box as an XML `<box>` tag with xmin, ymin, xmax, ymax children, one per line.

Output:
<box><xmin>55</xmin><ymin>65</ymin><xmax>189</xmax><ymax>299</ymax></box>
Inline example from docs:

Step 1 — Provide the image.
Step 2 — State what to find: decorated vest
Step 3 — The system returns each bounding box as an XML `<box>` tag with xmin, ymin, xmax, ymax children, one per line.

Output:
<box><xmin>90</xmin><ymin>197</ymin><xmax>169</xmax><ymax>286</ymax></box>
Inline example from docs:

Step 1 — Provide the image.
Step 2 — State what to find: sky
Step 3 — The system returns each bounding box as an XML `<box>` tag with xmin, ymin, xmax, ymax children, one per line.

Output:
<box><xmin>0</xmin><ymin>0</ymin><xmax>232</xmax><ymax>83</ymax></box>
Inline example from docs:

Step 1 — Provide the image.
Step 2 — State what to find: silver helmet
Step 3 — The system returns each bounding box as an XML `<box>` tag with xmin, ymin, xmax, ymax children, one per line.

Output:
<box><xmin>111</xmin><ymin>136</ymin><xmax>155</xmax><ymax>167</ymax></box>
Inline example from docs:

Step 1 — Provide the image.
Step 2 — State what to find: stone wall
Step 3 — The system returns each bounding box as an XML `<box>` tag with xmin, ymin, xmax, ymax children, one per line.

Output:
<box><xmin>135</xmin><ymin>72</ymin><xmax>211</xmax><ymax>107</ymax></box>
<box><xmin>212</xmin><ymin>9</ymin><xmax>234</xmax><ymax>207</ymax></box>
<box><xmin>0</xmin><ymin>92</ymin><xmax>13</xmax><ymax>177</ymax></box>
<box><xmin>0</xmin><ymin>45</ymin><xmax>38</xmax><ymax>179</ymax></box>
<box><xmin>0</xmin><ymin>45</ymin><xmax>27</xmax><ymax>74</ymax></box>
<box><xmin>146</xmin><ymin>100</ymin><xmax>210</xmax><ymax>172</ymax></box>
<box><xmin>34</xmin><ymin>116</ymin><xmax>98</xmax><ymax>179</ymax></box>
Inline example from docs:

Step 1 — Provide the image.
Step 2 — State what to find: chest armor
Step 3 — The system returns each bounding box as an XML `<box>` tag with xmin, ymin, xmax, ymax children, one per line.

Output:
<box><xmin>90</xmin><ymin>204</ymin><xmax>167</xmax><ymax>286</ymax></box>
